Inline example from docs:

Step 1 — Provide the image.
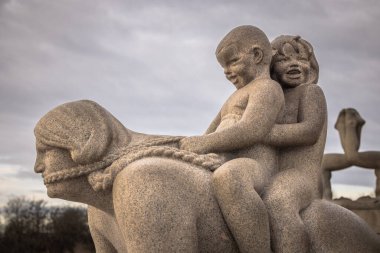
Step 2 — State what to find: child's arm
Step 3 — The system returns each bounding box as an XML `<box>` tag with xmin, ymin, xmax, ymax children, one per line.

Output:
<box><xmin>204</xmin><ymin>111</ymin><xmax>221</xmax><ymax>134</ymax></box>
<box><xmin>266</xmin><ymin>84</ymin><xmax>327</xmax><ymax>147</ymax></box>
<box><xmin>180</xmin><ymin>81</ymin><xmax>284</xmax><ymax>153</ymax></box>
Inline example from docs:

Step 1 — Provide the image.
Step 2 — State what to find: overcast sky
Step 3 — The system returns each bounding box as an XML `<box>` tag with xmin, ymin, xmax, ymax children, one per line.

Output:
<box><xmin>0</xmin><ymin>0</ymin><xmax>379</xmax><ymax>205</ymax></box>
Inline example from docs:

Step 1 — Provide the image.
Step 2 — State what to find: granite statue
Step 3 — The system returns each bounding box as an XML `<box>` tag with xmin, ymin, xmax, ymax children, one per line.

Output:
<box><xmin>34</xmin><ymin>100</ymin><xmax>235</xmax><ymax>252</ymax></box>
<box><xmin>34</xmin><ymin>26</ymin><xmax>380</xmax><ymax>252</ymax></box>
<box><xmin>321</xmin><ymin>108</ymin><xmax>380</xmax><ymax>232</ymax></box>
<box><xmin>323</xmin><ymin>108</ymin><xmax>380</xmax><ymax>199</ymax></box>
<box><xmin>263</xmin><ymin>35</ymin><xmax>327</xmax><ymax>253</ymax></box>
<box><xmin>180</xmin><ymin>25</ymin><xmax>284</xmax><ymax>253</ymax></box>
<box><xmin>34</xmin><ymin>100</ymin><xmax>380</xmax><ymax>253</ymax></box>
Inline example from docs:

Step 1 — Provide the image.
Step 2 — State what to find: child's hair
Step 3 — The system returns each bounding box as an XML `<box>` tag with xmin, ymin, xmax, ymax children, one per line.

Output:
<box><xmin>216</xmin><ymin>25</ymin><xmax>272</xmax><ymax>66</ymax></box>
<box><xmin>270</xmin><ymin>35</ymin><xmax>319</xmax><ymax>84</ymax></box>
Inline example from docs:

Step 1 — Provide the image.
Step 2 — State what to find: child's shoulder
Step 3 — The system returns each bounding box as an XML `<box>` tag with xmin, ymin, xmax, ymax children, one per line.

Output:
<box><xmin>293</xmin><ymin>83</ymin><xmax>322</xmax><ymax>92</ymax></box>
<box><xmin>297</xmin><ymin>83</ymin><xmax>325</xmax><ymax>100</ymax></box>
<box><xmin>302</xmin><ymin>83</ymin><xmax>324</xmax><ymax>93</ymax></box>
<box><xmin>305</xmin><ymin>83</ymin><xmax>321</xmax><ymax>88</ymax></box>
<box><xmin>247</xmin><ymin>78</ymin><xmax>282</xmax><ymax>91</ymax></box>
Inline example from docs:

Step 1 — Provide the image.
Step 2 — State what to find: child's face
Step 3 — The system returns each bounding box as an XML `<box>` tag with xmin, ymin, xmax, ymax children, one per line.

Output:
<box><xmin>216</xmin><ymin>43</ymin><xmax>256</xmax><ymax>89</ymax></box>
<box><xmin>272</xmin><ymin>42</ymin><xmax>311</xmax><ymax>88</ymax></box>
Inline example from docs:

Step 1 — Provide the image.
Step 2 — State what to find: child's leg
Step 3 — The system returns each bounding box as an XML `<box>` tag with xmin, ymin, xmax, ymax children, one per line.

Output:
<box><xmin>212</xmin><ymin>158</ymin><xmax>273</xmax><ymax>253</ymax></box>
<box><xmin>263</xmin><ymin>168</ymin><xmax>318</xmax><ymax>253</ymax></box>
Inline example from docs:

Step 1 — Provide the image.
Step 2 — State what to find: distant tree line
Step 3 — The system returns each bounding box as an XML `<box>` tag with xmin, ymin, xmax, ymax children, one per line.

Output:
<box><xmin>0</xmin><ymin>197</ymin><xmax>95</xmax><ymax>253</ymax></box>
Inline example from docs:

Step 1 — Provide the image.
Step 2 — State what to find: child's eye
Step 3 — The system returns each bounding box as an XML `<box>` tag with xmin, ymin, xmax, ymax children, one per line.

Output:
<box><xmin>276</xmin><ymin>57</ymin><xmax>288</xmax><ymax>63</ymax></box>
<box><xmin>274</xmin><ymin>55</ymin><xmax>287</xmax><ymax>62</ymax></box>
<box><xmin>229</xmin><ymin>58</ymin><xmax>239</xmax><ymax>64</ymax></box>
<box><xmin>298</xmin><ymin>58</ymin><xmax>309</xmax><ymax>64</ymax></box>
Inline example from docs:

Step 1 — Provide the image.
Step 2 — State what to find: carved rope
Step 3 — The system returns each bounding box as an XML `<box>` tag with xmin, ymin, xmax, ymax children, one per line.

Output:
<box><xmin>43</xmin><ymin>136</ymin><xmax>225</xmax><ymax>191</ymax></box>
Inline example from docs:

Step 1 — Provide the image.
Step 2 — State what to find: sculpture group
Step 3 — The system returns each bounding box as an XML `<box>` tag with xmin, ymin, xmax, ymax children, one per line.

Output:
<box><xmin>34</xmin><ymin>26</ymin><xmax>380</xmax><ymax>252</ymax></box>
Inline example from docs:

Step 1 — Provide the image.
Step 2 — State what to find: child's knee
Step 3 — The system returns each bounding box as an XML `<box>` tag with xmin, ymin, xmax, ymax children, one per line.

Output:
<box><xmin>263</xmin><ymin>180</ymin><xmax>303</xmax><ymax>211</ymax></box>
<box><xmin>213</xmin><ymin>159</ymin><xmax>251</xmax><ymax>181</ymax></box>
<box><xmin>263</xmin><ymin>187</ymin><xmax>292</xmax><ymax>212</ymax></box>
<box><xmin>212</xmin><ymin>164</ymin><xmax>240</xmax><ymax>193</ymax></box>
<box><xmin>212</xmin><ymin>160</ymin><xmax>259</xmax><ymax>196</ymax></box>
<box><xmin>263</xmin><ymin>182</ymin><xmax>314</xmax><ymax>214</ymax></box>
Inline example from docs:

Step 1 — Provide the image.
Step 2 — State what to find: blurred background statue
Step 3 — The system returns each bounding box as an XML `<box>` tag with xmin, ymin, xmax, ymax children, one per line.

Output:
<box><xmin>322</xmin><ymin>108</ymin><xmax>380</xmax><ymax>234</ymax></box>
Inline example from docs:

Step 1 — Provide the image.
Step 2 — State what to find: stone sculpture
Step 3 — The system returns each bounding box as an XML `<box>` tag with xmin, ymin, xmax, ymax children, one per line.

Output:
<box><xmin>34</xmin><ymin>26</ymin><xmax>380</xmax><ymax>252</ymax></box>
<box><xmin>34</xmin><ymin>100</ymin><xmax>234</xmax><ymax>252</ymax></box>
<box><xmin>181</xmin><ymin>25</ymin><xmax>284</xmax><ymax>253</ymax></box>
<box><xmin>263</xmin><ymin>35</ymin><xmax>327</xmax><ymax>253</ymax></box>
<box><xmin>322</xmin><ymin>108</ymin><xmax>380</xmax><ymax>234</ymax></box>
<box><xmin>322</xmin><ymin>108</ymin><xmax>380</xmax><ymax>199</ymax></box>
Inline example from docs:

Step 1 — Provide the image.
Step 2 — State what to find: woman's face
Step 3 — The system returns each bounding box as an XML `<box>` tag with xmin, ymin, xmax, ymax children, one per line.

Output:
<box><xmin>34</xmin><ymin>141</ymin><xmax>85</xmax><ymax>199</ymax></box>
<box><xmin>272</xmin><ymin>42</ymin><xmax>311</xmax><ymax>88</ymax></box>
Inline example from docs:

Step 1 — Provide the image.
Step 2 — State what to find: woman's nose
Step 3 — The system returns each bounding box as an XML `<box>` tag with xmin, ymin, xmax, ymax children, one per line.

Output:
<box><xmin>34</xmin><ymin>154</ymin><xmax>45</xmax><ymax>173</ymax></box>
<box><xmin>34</xmin><ymin>163</ymin><xmax>45</xmax><ymax>173</ymax></box>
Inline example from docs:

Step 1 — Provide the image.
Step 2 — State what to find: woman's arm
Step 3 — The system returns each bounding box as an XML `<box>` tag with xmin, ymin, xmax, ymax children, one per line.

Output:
<box><xmin>88</xmin><ymin>208</ymin><xmax>118</xmax><ymax>253</ymax></box>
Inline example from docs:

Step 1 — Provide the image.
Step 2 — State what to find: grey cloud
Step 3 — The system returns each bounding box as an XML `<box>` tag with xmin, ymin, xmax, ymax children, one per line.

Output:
<box><xmin>0</xmin><ymin>0</ymin><xmax>379</xmax><ymax>194</ymax></box>
<box><xmin>15</xmin><ymin>167</ymin><xmax>40</xmax><ymax>180</ymax></box>
<box><xmin>332</xmin><ymin>167</ymin><xmax>377</xmax><ymax>187</ymax></box>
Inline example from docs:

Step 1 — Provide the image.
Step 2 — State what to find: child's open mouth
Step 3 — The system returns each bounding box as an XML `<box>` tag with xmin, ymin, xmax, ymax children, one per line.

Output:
<box><xmin>227</xmin><ymin>75</ymin><xmax>238</xmax><ymax>84</ymax></box>
<box><xmin>286</xmin><ymin>69</ymin><xmax>301</xmax><ymax>79</ymax></box>
<box><xmin>287</xmin><ymin>69</ymin><xmax>301</xmax><ymax>75</ymax></box>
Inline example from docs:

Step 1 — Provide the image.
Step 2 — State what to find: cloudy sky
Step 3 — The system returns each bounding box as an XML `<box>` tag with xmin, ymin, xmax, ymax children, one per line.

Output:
<box><xmin>0</xmin><ymin>0</ymin><xmax>379</xmax><ymax>205</ymax></box>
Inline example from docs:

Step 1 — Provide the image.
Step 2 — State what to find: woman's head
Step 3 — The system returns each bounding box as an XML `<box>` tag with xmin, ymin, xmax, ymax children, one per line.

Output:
<box><xmin>35</xmin><ymin>100</ymin><xmax>116</xmax><ymax>164</ymax></box>
<box><xmin>270</xmin><ymin>35</ymin><xmax>319</xmax><ymax>88</ymax></box>
<box><xmin>34</xmin><ymin>100</ymin><xmax>130</xmax><ymax>197</ymax></box>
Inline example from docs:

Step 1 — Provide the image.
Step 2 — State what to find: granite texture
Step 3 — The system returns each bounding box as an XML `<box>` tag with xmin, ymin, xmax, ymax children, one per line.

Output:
<box><xmin>262</xmin><ymin>35</ymin><xmax>327</xmax><ymax>253</ymax></box>
<box><xmin>34</xmin><ymin>26</ymin><xmax>380</xmax><ymax>252</ymax></box>
<box><xmin>180</xmin><ymin>25</ymin><xmax>284</xmax><ymax>253</ymax></box>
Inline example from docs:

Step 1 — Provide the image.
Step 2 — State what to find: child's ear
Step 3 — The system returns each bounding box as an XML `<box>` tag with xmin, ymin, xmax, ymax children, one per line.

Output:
<box><xmin>251</xmin><ymin>46</ymin><xmax>264</xmax><ymax>64</ymax></box>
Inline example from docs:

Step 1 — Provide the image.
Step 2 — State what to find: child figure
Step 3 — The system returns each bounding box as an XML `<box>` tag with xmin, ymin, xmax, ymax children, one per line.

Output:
<box><xmin>180</xmin><ymin>25</ymin><xmax>284</xmax><ymax>253</ymax></box>
<box><xmin>263</xmin><ymin>35</ymin><xmax>327</xmax><ymax>253</ymax></box>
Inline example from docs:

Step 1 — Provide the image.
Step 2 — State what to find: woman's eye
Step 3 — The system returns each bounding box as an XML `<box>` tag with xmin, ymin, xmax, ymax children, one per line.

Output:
<box><xmin>37</xmin><ymin>146</ymin><xmax>47</xmax><ymax>153</ymax></box>
<box><xmin>37</xmin><ymin>143</ymin><xmax>52</xmax><ymax>153</ymax></box>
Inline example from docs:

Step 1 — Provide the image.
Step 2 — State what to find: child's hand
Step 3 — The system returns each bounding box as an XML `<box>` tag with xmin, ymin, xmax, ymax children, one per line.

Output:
<box><xmin>179</xmin><ymin>136</ymin><xmax>209</xmax><ymax>154</ymax></box>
